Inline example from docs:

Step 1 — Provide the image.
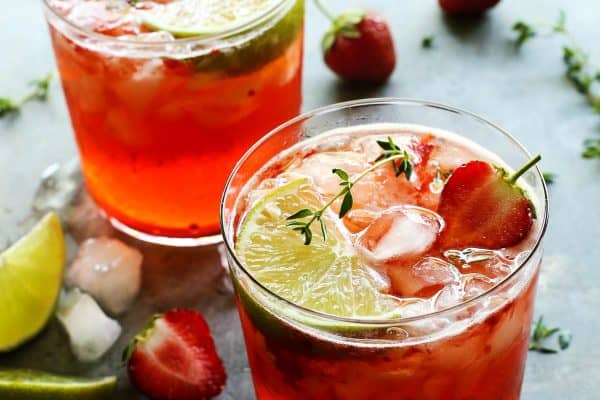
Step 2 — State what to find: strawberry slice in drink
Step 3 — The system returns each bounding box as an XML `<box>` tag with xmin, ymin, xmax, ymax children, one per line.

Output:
<box><xmin>124</xmin><ymin>309</ymin><xmax>226</xmax><ymax>400</ymax></box>
<box><xmin>437</xmin><ymin>155</ymin><xmax>541</xmax><ymax>250</ymax></box>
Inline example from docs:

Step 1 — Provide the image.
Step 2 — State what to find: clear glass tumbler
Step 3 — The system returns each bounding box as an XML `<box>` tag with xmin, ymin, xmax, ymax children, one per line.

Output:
<box><xmin>221</xmin><ymin>99</ymin><xmax>548</xmax><ymax>399</ymax></box>
<box><xmin>44</xmin><ymin>0</ymin><xmax>304</xmax><ymax>245</ymax></box>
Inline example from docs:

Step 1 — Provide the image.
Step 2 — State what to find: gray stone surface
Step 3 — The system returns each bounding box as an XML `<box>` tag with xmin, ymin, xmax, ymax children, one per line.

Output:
<box><xmin>1</xmin><ymin>0</ymin><xmax>599</xmax><ymax>398</ymax></box>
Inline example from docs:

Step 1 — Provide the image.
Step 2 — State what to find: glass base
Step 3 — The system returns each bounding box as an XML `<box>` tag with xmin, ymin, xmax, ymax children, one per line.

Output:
<box><xmin>109</xmin><ymin>216</ymin><xmax>223</xmax><ymax>247</ymax></box>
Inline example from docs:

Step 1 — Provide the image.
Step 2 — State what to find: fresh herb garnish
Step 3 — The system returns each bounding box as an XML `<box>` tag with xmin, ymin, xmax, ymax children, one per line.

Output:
<box><xmin>421</xmin><ymin>35</ymin><xmax>434</xmax><ymax>48</ymax></box>
<box><xmin>529</xmin><ymin>315</ymin><xmax>572</xmax><ymax>354</ymax></box>
<box><xmin>542</xmin><ymin>171</ymin><xmax>556</xmax><ymax>184</ymax></box>
<box><xmin>0</xmin><ymin>73</ymin><xmax>53</xmax><ymax>118</ymax></box>
<box><xmin>512</xmin><ymin>10</ymin><xmax>566</xmax><ymax>49</ymax></box>
<box><xmin>287</xmin><ymin>137</ymin><xmax>413</xmax><ymax>245</ymax></box>
<box><xmin>512</xmin><ymin>12</ymin><xmax>600</xmax><ymax>158</ymax></box>
<box><xmin>583</xmin><ymin>138</ymin><xmax>600</xmax><ymax>159</ymax></box>
<box><xmin>512</xmin><ymin>21</ymin><xmax>536</xmax><ymax>49</ymax></box>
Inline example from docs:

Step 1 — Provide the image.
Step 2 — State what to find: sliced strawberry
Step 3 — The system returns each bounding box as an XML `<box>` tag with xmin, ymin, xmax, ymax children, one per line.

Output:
<box><xmin>125</xmin><ymin>309</ymin><xmax>226</xmax><ymax>400</ymax></box>
<box><xmin>437</xmin><ymin>155</ymin><xmax>540</xmax><ymax>250</ymax></box>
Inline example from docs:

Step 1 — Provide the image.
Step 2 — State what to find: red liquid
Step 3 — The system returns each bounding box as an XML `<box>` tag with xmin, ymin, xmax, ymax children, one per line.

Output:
<box><xmin>238</xmin><ymin>265</ymin><xmax>539</xmax><ymax>400</ymax></box>
<box><xmin>230</xmin><ymin>126</ymin><xmax>543</xmax><ymax>399</ymax></box>
<box><xmin>47</xmin><ymin>2</ymin><xmax>304</xmax><ymax>237</ymax></box>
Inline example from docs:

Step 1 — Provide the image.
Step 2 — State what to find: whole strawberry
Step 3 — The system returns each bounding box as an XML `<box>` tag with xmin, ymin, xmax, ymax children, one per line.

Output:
<box><xmin>439</xmin><ymin>0</ymin><xmax>501</xmax><ymax>15</ymax></box>
<box><xmin>124</xmin><ymin>309</ymin><xmax>226</xmax><ymax>400</ymax></box>
<box><xmin>319</xmin><ymin>6</ymin><xmax>396</xmax><ymax>83</ymax></box>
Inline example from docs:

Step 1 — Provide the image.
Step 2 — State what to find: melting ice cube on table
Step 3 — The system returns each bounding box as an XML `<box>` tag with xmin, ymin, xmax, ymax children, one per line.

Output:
<box><xmin>67</xmin><ymin>237</ymin><xmax>143</xmax><ymax>315</ymax></box>
<box><xmin>56</xmin><ymin>289</ymin><xmax>122</xmax><ymax>362</ymax></box>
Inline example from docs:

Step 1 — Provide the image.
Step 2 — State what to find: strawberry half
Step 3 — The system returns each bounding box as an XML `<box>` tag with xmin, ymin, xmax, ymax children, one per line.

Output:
<box><xmin>437</xmin><ymin>155</ymin><xmax>540</xmax><ymax>250</ymax></box>
<box><xmin>125</xmin><ymin>309</ymin><xmax>226</xmax><ymax>400</ymax></box>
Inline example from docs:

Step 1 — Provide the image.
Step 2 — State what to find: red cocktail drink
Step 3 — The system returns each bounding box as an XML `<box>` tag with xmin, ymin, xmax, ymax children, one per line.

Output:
<box><xmin>222</xmin><ymin>100</ymin><xmax>548</xmax><ymax>399</ymax></box>
<box><xmin>44</xmin><ymin>0</ymin><xmax>304</xmax><ymax>242</ymax></box>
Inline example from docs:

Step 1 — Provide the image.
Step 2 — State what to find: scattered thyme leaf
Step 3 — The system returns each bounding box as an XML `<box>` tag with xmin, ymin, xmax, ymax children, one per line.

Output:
<box><xmin>542</xmin><ymin>171</ymin><xmax>557</xmax><ymax>184</ymax></box>
<box><xmin>558</xmin><ymin>330</ymin><xmax>572</xmax><ymax>350</ymax></box>
<box><xmin>529</xmin><ymin>315</ymin><xmax>571</xmax><ymax>354</ymax></box>
<box><xmin>553</xmin><ymin>9</ymin><xmax>567</xmax><ymax>33</ymax></box>
<box><xmin>0</xmin><ymin>98</ymin><xmax>19</xmax><ymax>117</ymax></box>
<box><xmin>29</xmin><ymin>72</ymin><xmax>53</xmax><ymax>102</ymax></box>
<box><xmin>0</xmin><ymin>72</ymin><xmax>53</xmax><ymax>119</ymax></box>
<box><xmin>421</xmin><ymin>35</ymin><xmax>434</xmax><ymax>48</ymax></box>
<box><xmin>582</xmin><ymin>138</ymin><xmax>600</xmax><ymax>158</ymax></box>
<box><xmin>512</xmin><ymin>21</ymin><xmax>536</xmax><ymax>48</ymax></box>
<box><xmin>287</xmin><ymin>137</ymin><xmax>413</xmax><ymax>245</ymax></box>
<box><xmin>513</xmin><ymin>11</ymin><xmax>600</xmax><ymax>159</ymax></box>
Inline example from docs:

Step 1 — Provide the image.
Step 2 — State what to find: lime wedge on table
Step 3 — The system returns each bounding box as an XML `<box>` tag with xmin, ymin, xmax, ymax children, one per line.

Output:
<box><xmin>142</xmin><ymin>0</ymin><xmax>280</xmax><ymax>37</ymax></box>
<box><xmin>236</xmin><ymin>179</ymin><xmax>402</xmax><ymax>320</ymax></box>
<box><xmin>0</xmin><ymin>369</ymin><xmax>116</xmax><ymax>400</ymax></box>
<box><xmin>0</xmin><ymin>212</ymin><xmax>65</xmax><ymax>351</ymax></box>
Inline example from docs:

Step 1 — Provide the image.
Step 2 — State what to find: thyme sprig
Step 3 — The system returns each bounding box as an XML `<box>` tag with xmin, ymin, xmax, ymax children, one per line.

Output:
<box><xmin>529</xmin><ymin>315</ymin><xmax>572</xmax><ymax>354</ymax></box>
<box><xmin>287</xmin><ymin>137</ymin><xmax>413</xmax><ymax>245</ymax></box>
<box><xmin>512</xmin><ymin>11</ymin><xmax>600</xmax><ymax>158</ymax></box>
<box><xmin>0</xmin><ymin>73</ymin><xmax>53</xmax><ymax>118</ymax></box>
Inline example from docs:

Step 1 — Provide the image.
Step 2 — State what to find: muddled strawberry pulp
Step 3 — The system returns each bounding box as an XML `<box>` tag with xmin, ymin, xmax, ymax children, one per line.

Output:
<box><xmin>234</xmin><ymin>123</ymin><xmax>542</xmax><ymax>399</ymax></box>
<box><xmin>45</xmin><ymin>0</ymin><xmax>304</xmax><ymax>238</ymax></box>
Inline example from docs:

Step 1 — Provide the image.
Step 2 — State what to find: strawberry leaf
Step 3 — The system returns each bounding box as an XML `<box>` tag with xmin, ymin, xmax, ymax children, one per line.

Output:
<box><xmin>321</xmin><ymin>8</ymin><xmax>366</xmax><ymax>52</ymax></box>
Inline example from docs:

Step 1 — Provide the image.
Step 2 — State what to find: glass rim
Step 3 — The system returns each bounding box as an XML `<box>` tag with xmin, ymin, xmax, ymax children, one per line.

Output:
<box><xmin>42</xmin><ymin>0</ymin><xmax>293</xmax><ymax>47</ymax></box>
<box><xmin>220</xmin><ymin>97</ymin><xmax>549</xmax><ymax>326</ymax></box>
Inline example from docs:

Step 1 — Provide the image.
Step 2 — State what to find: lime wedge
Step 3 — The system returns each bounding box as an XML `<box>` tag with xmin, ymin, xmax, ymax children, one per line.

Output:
<box><xmin>141</xmin><ymin>0</ymin><xmax>279</xmax><ymax>37</ymax></box>
<box><xmin>0</xmin><ymin>369</ymin><xmax>116</xmax><ymax>400</ymax></box>
<box><xmin>0</xmin><ymin>213</ymin><xmax>65</xmax><ymax>351</ymax></box>
<box><xmin>236</xmin><ymin>179</ymin><xmax>402</xmax><ymax>320</ymax></box>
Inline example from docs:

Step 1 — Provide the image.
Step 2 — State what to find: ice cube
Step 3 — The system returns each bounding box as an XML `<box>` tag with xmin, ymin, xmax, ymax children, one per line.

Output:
<box><xmin>32</xmin><ymin>160</ymin><xmax>82</xmax><ymax>216</ymax></box>
<box><xmin>357</xmin><ymin>206</ymin><xmax>443</xmax><ymax>263</ymax></box>
<box><xmin>389</xmin><ymin>257</ymin><xmax>460</xmax><ymax>298</ymax></box>
<box><xmin>444</xmin><ymin>248</ymin><xmax>513</xmax><ymax>279</ymax></box>
<box><xmin>289</xmin><ymin>152</ymin><xmax>368</xmax><ymax>196</ymax></box>
<box><xmin>66</xmin><ymin>237</ymin><xmax>143</xmax><ymax>315</ymax></box>
<box><xmin>343</xmin><ymin>208</ymin><xmax>378</xmax><ymax>234</ymax></box>
<box><xmin>429</xmin><ymin>135</ymin><xmax>484</xmax><ymax>171</ymax></box>
<box><xmin>65</xmin><ymin>191</ymin><xmax>114</xmax><ymax>242</ymax></box>
<box><xmin>433</xmin><ymin>283</ymin><xmax>464</xmax><ymax>311</ymax></box>
<box><xmin>66</xmin><ymin>0</ymin><xmax>137</xmax><ymax>35</ymax></box>
<box><xmin>462</xmin><ymin>274</ymin><xmax>495</xmax><ymax>299</ymax></box>
<box><xmin>56</xmin><ymin>289</ymin><xmax>122</xmax><ymax>362</ymax></box>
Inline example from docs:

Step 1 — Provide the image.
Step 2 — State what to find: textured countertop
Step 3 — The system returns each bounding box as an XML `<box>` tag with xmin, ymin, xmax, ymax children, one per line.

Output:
<box><xmin>1</xmin><ymin>0</ymin><xmax>599</xmax><ymax>398</ymax></box>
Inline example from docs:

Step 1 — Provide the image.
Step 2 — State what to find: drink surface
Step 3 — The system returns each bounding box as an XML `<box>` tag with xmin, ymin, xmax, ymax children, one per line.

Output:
<box><xmin>231</xmin><ymin>123</ymin><xmax>542</xmax><ymax>399</ymax></box>
<box><xmin>235</xmin><ymin>123</ymin><xmax>540</xmax><ymax>319</ymax></box>
<box><xmin>45</xmin><ymin>0</ymin><xmax>304</xmax><ymax>238</ymax></box>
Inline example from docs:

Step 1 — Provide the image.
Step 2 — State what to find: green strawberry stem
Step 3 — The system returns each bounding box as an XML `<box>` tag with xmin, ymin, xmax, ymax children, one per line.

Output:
<box><xmin>314</xmin><ymin>0</ymin><xmax>336</xmax><ymax>22</ymax></box>
<box><xmin>508</xmin><ymin>154</ymin><xmax>542</xmax><ymax>184</ymax></box>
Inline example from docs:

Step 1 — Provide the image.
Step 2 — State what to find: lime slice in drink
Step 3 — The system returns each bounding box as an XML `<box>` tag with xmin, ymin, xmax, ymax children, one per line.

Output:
<box><xmin>0</xmin><ymin>213</ymin><xmax>65</xmax><ymax>351</ymax></box>
<box><xmin>236</xmin><ymin>179</ymin><xmax>402</xmax><ymax>321</ymax></box>
<box><xmin>142</xmin><ymin>0</ymin><xmax>280</xmax><ymax>37</ymax></box>
<box><xmin>0</xmin><ymin>369</ymin><xmax>116</xmax><ymax>400</ymax></box>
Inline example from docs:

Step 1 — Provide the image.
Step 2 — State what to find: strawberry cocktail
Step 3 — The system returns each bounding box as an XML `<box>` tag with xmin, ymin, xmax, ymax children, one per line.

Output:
<box><xmin>44</xmin><ymin>0</ymin><xmax>304</xmax><ymax>243</ymax></box>
<box><xmin>222</xmin><ymin>99</ymin><xmax>548</xmax><ymax>399</ymax></box>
